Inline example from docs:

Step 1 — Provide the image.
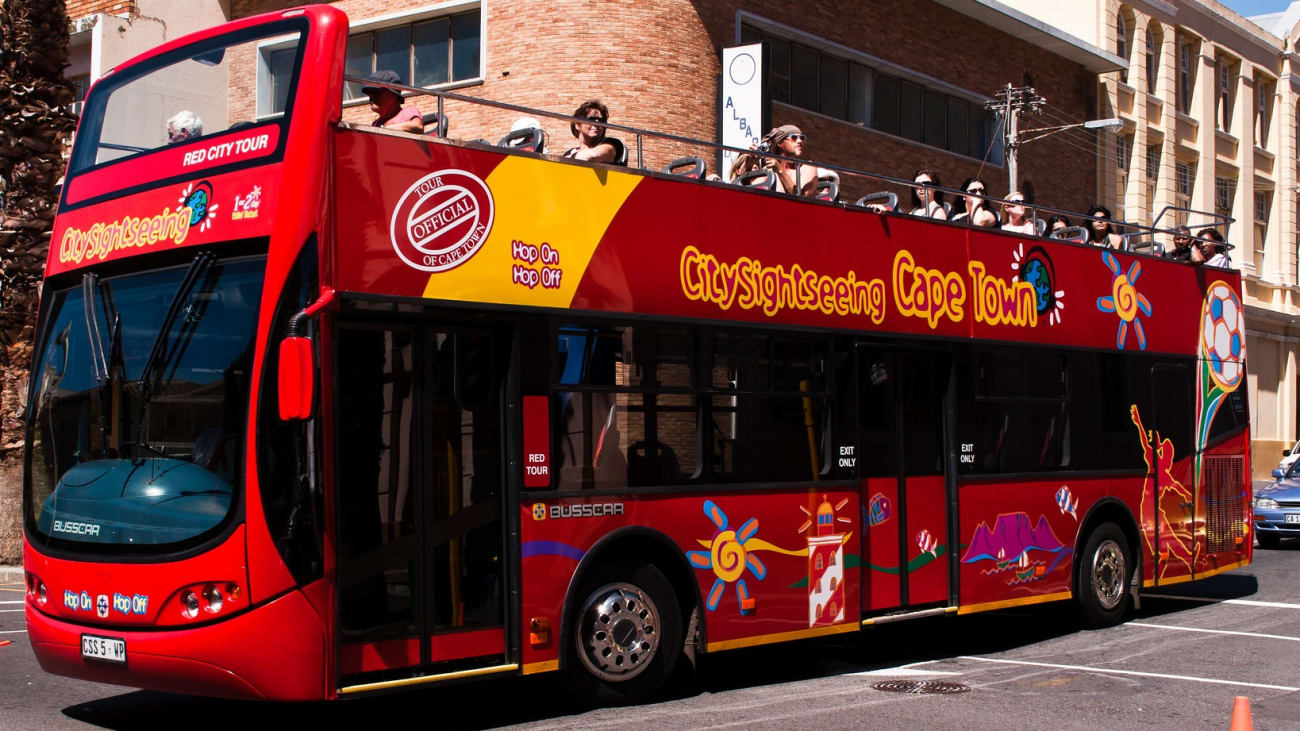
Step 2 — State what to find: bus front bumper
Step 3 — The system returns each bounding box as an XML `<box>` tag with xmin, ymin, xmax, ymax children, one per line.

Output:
<box><xmin>26</xmin><ymin>588</ymin><xmax>326</xmax><ymax>701</ymax></box>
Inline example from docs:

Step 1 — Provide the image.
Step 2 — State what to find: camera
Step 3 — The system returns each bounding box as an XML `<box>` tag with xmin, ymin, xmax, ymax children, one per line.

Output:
<box><xmin>757</xmin><ymin>140</ymin><xmax>771</xmax><ymax>153</ymax></box>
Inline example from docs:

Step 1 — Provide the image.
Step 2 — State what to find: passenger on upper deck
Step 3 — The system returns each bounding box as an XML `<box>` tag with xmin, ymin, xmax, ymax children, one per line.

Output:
<box><xmin>1085</xmin><ymin>205</ymin><xmax>1124</xmax><ymax>249</ymax></box>
<box><xmin>1163</xmin><ymin>225</ymin><xmax>1199</xmax><ymax>263</ymax></box>
<box><xmin>509</xmin><ymin>117</ymin><xmax>549</xmax><ymax>153</ymax></box>
<box><xmin>909</xmin><ymin>170</ymin><xmax>948</xmax><ymax>220</ymax></box>
<box><xmin>952</xmin><ymin>177</ymin><xmax>997</xmax><ymax>227</ymax></box>
<box><xmin>361</xmin><ymin>70</ymin><xmax>424</xmax><ymax>134</ymax></box>
<box><xmin>1000</xmin><ymin>192</ymin><xmax>1036</xmax><ymax>235</ymax></box>
<box><xmin>166</xmin><ymin>110</ymin><xmax>203</xmax><ymax>144</ymax></box>
<box><xmin>563</xmin><ymin>100</ymin><xmax>625</xmax><ymax>164</ymax></box>
<box><xmin>1047</xmin><ymin>214</ymin><xmax>1071</xmax><ymax>233</ymax></box>
<box><xmin>729</xmin><ymin>125</ymin><xmax>822</xmax><ymax>196</ymax></box>
<box><xmin>1197</xmin><ymin>227</ymin><xmax>1232</xmax><ymax>268</ymax></box>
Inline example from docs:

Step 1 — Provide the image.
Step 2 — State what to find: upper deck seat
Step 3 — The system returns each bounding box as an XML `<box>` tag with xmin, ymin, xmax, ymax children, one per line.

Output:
<box><xmin>856</xmin><ymin>191</ymin><xmax>899</xmax><ymax>212</ymax></box>
<box><xmin>814</xmin><ymin>173</ymin><xmax>839</xmax><ymax>202</ymax></box>
<box><xmin>1049</xmin><ymin>226</ymin><xmax>1089</xmax><ymax>243</ymax></box>
<box><xmin>498</xmin><ymin>127</ymin><xmax>545</xmax><ymax>152</ymax></box>
<box><xmin>605</xmin><ymin>137</ymin><xmax>628</xmax><ymax>166</ymax></box>
<box><xmin>421</xmin><ymin>112</ymin><xmax>448</xmax><ymax>137</ymax></box>
<box><xmin>734</xmin><ymin>169</ymin><xmax>776</xmax><ymax>190</ymax></box>
<box><xmin>661</xmin><ymin>156</ymin><xmax>706</xmax><ymax>179</ymax></box>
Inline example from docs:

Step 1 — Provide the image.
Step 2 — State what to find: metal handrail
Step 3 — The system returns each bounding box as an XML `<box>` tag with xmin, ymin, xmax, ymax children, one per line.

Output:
<box><xmin>348</xmin><ymin>75</ymin><xmax>1237</xmax><ymax>255</ymax></box>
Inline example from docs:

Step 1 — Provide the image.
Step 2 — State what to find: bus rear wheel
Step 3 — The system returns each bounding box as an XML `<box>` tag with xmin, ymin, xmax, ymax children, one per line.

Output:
<box><xmin>566</xmin><ymin>560</ymin><xmax>681</xmax><ymax>705</ymax></box>
<box><xmin>1076</xmin><ymin>522</ymin><xmax>1132</xmax><ymax>628</ymax></box>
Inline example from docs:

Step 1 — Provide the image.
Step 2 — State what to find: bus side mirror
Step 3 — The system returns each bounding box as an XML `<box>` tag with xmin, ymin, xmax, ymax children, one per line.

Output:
<box><xmin>278</xmin><ymin>336</ymin><xmax>314</xmax><ymax>421</ymax></box>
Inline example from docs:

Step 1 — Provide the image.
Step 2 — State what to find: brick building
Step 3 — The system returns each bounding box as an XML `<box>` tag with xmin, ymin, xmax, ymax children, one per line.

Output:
<box><xmin>64</xmin><ymin>0</ymin><xmax>1118</xmax><ymax>212</ymax></box>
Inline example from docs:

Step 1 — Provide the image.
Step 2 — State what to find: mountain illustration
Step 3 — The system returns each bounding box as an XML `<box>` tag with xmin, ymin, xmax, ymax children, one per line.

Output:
<box><xmin>961</xmin><ymin>512</ymin><xmax>1065</xmax><ymax>563</ymax></box>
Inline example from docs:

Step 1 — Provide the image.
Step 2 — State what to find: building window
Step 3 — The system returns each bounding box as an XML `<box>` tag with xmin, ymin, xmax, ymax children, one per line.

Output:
<box><xmin>1178</xmin><ymin>40</ymin><xmax>1194</xmax><ymax>115</ymax></box>
<box><xmin>742</xmin><ymin>23</ymin><xmax>1002</xmax><ymax>164</ymax></box>
<box><xmin>1255</xmin><ymin>190</ymin><xmax>1270</xmax><ymax>267</ymax></box>
<box><xmin>1216</xmin><ymin>58</ymin><xmax>1235</xmax><ymax>133</ymax></box>
<box><xmin>1145</xmin><ymin>24</ymin><xmax>1161</xmax><ymax>92</ymax></box>
<box><xmin>1255</xmin><ymin>79</ymin><xmax>1273</xmax><ymax>148</ymax></box>
<box><xmin>1116</xmin><ymin>135</ymin><xmax>1132</xmax><ymax>171</ymax></box>
<box><xmin>341</xmin><ymin>9</ymin><xmax>482</xmax><ymax>103</ymax></box>
<box><xmin>1146</xmin><ymin>143</ymin><xmax>1161</xmax><ymax>219</ymax></box>
<box><xmin>1117</xmin><ymin>11</ymin><xmax>1129</xmax><ymax>84</ymax></box>
<box><xmin>1215</xmin><ymin>177</ymin><xmax>1235</xmax><ymax>220</ymax></box>
<box><xmin>1175</xmin><ymin>160</ymin><xmax>1194</xmax><ymax>225</ymax></box>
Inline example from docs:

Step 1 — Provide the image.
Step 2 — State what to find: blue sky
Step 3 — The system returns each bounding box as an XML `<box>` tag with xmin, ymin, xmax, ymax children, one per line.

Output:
<box><xmin>1222</xmin><ymin>0</ymin><xmax>1292</xmax><ymax>17</ymax></box>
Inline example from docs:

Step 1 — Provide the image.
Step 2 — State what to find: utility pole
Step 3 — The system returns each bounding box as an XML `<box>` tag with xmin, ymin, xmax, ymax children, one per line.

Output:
<box><xmin>986</xmin><ymin>83</ymin><xmax>1044</xmax><ymax>193</ymax></box>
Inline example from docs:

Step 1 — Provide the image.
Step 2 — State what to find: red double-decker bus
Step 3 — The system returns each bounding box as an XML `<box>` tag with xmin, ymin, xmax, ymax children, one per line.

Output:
<box><xmin>24</xmin><ymin>5</ymin><xmax>1251</xmax><ymax>702</ymax></box>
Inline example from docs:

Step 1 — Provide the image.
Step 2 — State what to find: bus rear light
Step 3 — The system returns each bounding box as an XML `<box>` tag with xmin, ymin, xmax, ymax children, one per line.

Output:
<box><xmin>26</xmin><ymin>573</ymin><xmax>46</xmax><ymax>606</ymax></box>
<box><xmin>165</xmin><ymin>581</ymin><xmax>246</xmax><ymax>624</ymax></box>
<box><xmin>181</xmin><ymin>591</ymin><xmax>200</xmax><ymax>619</ymax></box>
<box><xmin>202</xmin><ymin>584</ymin><xmax>223</xmax><ymax>614</ymax></box>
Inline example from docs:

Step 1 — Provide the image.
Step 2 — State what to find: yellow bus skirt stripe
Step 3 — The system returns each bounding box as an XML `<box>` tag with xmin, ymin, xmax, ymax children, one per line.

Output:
<box><xmin>338</xmin><ymin>663</ymin><xmax>519</xmax><ymax>694</ymax></box>
<box><xmin>706</xmin><ymin>622</ymin><xmax>858</xmax><ymax>653</ymax></box>
<box><xmin>521</xmin><ymin>660</ymin><xmax>560</xmax><ymax>675</ymax></box>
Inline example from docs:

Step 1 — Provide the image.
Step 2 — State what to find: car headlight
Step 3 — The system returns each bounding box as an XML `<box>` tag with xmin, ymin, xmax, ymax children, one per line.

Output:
<box><xmin>1256</xmin><ymin>497</ymin><xmax>1280</xmax><ymax>510</ymax></box>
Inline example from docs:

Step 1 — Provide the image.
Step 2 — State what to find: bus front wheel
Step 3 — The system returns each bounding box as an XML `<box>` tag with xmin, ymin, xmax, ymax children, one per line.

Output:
<box><xmin>1076</xmin><ymin>522</ymin><xmax>1132</xmax><ymax>628</ymax></box>
<box><xmin>566</xmin><ymin>560</ymin><xmax>682</xmax><ymax>704</ymax></box>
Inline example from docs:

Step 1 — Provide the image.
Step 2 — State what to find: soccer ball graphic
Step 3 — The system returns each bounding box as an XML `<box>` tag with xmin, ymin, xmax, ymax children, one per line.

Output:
<box><xmin>1201</xmin><ymin>282</ymin><xmax>1246</xmax><ymax>391</ymax></box>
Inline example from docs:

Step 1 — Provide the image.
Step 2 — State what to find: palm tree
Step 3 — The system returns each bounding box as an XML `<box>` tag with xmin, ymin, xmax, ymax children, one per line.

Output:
<box><xmin>0</xmin><ymin>0</ymin><xmax>77</xmax><ymax>563</ymax></box>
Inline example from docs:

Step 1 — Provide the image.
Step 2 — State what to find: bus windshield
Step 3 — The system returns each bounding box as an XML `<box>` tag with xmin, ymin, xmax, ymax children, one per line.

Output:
<box><xmin>71</xmin><ymin>23</ymin><xmax>305</xmax><ymax>175</ymax></box>
<box><xmin>24</xmin><ymin>256</ymin><xmax>264</xmax><ymax>552</ymax></box>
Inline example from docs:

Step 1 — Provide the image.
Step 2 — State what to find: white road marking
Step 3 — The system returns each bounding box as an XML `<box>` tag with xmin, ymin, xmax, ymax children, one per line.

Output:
<box><xmin>0</xmin><ymin>609</ymin><xmax>25</xmax><ymax>613</ymax></box>
<box><xmin>1142</xmin><ymin>594</ymin><xmax>1300</xmax><ymax>610</ymax></box>
<box><xmin>1129</xmin><ymin>621</ymin><xmax>1300</xmax><ymax>642</ymax></box>
<box><xmin>848</xmin><ymin>664</ymin><xmax>964</xmax><ymax>678</ymax></box>
<box><xmin>0</xmin><ymin>601</ymin><xmax>26</xmax><ymax>605</ymax></box>
<box><xmin>0</xmin><ymin>629</ymin><xmax>26</xmax><ymax>634</ymax></box>
<box><xmin>952</xmin><ymin>655</ymin><xmax>1300</xmax><ymax>692</ymax></box>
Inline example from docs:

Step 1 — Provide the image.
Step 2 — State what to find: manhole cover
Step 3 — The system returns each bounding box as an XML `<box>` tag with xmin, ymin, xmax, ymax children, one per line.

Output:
<box><xmin>871</xmin><ymin>680</ymin><xmax>970</xmax><ymax>695</ymax></box>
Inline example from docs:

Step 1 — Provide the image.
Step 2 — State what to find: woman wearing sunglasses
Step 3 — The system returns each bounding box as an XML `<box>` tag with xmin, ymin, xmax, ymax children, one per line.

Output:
<box><xmin>1000</xmin><ymin>192</ymin><xmax>1037</xmax><ymax>235</ymax></box>
<box><xmin>909</xmin><ymin>170</ymin><xmax>948</xmax><ymax>220</ymax></box>
<box><xmin>952</xmin><ymin>177</ymin><xmax>998</xmax><ymax>227</ymax></box>
<box><xmin>563</xmin><ymin>99</ymin><xmax>624</xmax><ymax>164</ymax></box>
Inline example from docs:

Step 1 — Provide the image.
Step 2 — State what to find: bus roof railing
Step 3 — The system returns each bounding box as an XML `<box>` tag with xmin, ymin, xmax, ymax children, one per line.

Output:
<box><xmin>347</xmin><ymin>75</ymin><xmax>1236</xmax><ymax>259</ymax></box>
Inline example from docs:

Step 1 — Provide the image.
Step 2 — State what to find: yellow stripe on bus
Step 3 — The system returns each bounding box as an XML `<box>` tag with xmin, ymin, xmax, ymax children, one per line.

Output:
<box><xmin>521</xmin><ymin>660</ymin><xmax>559</xmax><ymax>675</ymax></box>
<box><xmin>422</xmin><ymin>156</ymin><xmax>642</xmax><ymax>307</ymax></box>
<box><xmin>706</xmin><ymin>622</ymin><xmax>858</xmax><ymax>653</ymax></box>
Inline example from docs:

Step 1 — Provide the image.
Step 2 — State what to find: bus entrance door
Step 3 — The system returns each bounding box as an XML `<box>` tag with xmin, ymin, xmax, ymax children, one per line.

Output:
<box><xmin>336</xmin><ymin>324</ymin><xmax>510</xmax><ymax>688</ymax></box>
<box><xmin>858</xmin><ymin>348</ymin><xmax>952</xmax><ymax>614</ymax></box>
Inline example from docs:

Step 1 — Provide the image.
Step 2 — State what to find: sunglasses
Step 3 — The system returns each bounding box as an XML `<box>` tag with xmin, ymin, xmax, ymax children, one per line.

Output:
<box><xmin>1005</xmin><ymin>200</ymin><xmax>1024</xmax><ymax>205</ymax></box>
<box><xmin>583</xmin><ymin>115</ymin><xmax>606</xmax><ymax>122</ymax></box>
<box><xmin>966</xmin><ymin>187</ymin><xmax>985</xmax><ymax>194</ymax></box>
<box><xmin>785</xmin><ymin>134</ymin><xmax>806</xmax><ymax>142</ymax></box>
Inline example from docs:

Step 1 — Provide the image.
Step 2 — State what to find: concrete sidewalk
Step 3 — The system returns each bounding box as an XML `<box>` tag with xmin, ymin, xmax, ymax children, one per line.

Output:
<box><xmin>0</xmin><ymin>566</ymin><xmax>23</xmax><ymax>583</ymax></box>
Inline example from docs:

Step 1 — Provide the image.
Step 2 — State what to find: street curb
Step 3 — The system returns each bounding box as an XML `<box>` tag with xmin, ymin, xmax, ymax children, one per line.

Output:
<box><xmin>0</xmin><ymin>566</ymin><xmax>24</xmax><ymax>583</ymax></box>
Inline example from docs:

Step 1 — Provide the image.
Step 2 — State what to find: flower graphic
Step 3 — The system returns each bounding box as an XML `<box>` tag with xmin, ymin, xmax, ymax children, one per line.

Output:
<box><xmin>686</xmin><ymin>500</ymin><xmax>767</xmax><ymax>615</ymax></box>
<box><xmin>1095</xmin><ymin>251</ymin><xmax>1151</xmax><ymax>350</ymax></box>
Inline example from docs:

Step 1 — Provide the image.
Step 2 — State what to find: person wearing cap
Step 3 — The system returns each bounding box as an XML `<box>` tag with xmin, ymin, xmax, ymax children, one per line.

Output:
<box><xmin>563</xmin><ymin>100</ymin><xmax>623</xmax><ymax>164</ymax></box>
<box><xmin>730</xmin><ymin>125</ymin><xmax>822</xmax><ymax>196</ymax></box>
<box><xmin>361</xmin><ymin>70</ymin><xmax>423</xmax><ymax>134</ymax></box>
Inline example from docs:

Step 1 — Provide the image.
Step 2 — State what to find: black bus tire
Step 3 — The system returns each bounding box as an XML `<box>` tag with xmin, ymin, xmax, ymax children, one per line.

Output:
<box><xmin>1076</xmin><ymin>522</ymin><xmax>1132</xmax><ymax>628</ymax></box>
<box><xmin>1257</xmin><ymin>532</ymin><xmax>1281</xmax><ymax>549</ymax></box>
<box><xmin>565</xmin><ymin>560</ymin><xmax>682</xmax><ymax>705</ymax></box>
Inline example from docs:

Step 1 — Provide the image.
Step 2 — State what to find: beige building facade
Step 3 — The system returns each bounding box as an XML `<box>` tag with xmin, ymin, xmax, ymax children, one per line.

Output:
<box><xmin>1006</xmin><ymin>0</ymin><xmax>1300</xmax><ymax>478</ymax></box>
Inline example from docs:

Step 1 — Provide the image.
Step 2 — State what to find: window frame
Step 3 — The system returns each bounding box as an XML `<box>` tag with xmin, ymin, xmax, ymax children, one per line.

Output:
<box><xmin>255</xmin><ymin>2</ymin><xmax>484</xmax><ymax>119</ymax></box>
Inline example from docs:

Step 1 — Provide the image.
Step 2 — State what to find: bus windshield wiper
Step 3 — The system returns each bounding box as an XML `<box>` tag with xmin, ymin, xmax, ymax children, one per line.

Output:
<box><xmin>132</xmin><ymin>251</ymin><xmax>215</xmax><ymax>460</ymax></box>
<box><xmin>81</xmin><ymin>273</ymin><xmax>122</xmax><ymax>456</ymax></box>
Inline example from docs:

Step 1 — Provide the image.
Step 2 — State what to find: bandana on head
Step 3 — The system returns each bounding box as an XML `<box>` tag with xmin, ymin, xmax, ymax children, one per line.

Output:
<box><xmin>768</xmin><ymin>125</ymin><xmax>802</xmax><ymax>145</ymax></box>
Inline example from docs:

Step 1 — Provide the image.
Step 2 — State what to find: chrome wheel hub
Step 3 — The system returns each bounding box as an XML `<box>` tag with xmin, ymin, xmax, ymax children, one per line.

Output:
<box><xmin>1091</xmin><ymin>539</ymin><xmax>1126</xmax><ymax>610</ymax></box>
<box><xmin>575</xmin><ymin>582</ymin><xmax>659</xmax><ymax>682</ymax></box>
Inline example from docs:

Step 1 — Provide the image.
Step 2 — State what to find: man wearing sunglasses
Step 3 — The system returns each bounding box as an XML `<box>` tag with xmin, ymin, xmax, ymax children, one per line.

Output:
<box><xmin>1163</xmin><ymin>225</ymin><xmax>1199</xmax><ymax>263</ymax></box>
<box><xmin>731</xmin><ymin>125</ymin><xmax>825</xmax><ymax>197</ymax></box>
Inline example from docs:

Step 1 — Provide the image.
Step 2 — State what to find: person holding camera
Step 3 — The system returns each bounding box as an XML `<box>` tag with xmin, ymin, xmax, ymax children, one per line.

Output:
<box><xmin>729</xmin><ymin>125</ymin><xmax>822</xmax><ymax>196</ymax></box>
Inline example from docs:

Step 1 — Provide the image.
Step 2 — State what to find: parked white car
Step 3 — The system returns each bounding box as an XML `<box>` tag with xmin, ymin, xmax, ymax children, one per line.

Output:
<box><xmin>1278</xmin><ymin>439</ymin><xmax>1300</xmax><ymax>477</ymax></box>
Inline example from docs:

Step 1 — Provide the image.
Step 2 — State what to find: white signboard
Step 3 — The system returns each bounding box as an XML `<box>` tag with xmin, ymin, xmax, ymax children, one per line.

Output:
<box><xmin>720</xmin><ymin>44</ymin><xmax>764</xmax><ymax>180</ymax></box>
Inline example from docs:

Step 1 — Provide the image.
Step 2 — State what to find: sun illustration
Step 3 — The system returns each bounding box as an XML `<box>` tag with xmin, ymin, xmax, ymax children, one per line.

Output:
<box><xmin>686</xmin><ymin>500</ymin><xmax>775</xmax><ymax>615</ymax></box>
<box><xmin>1095</xmin><ymin>251</ymin><xmax>1151</xmax><ymax>350</ymax></box>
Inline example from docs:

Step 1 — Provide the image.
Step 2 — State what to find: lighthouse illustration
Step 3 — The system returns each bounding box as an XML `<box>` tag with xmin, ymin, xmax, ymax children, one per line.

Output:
<box><xmin>798</xmin><ymin>495</ymin><xmax>849</xmax><ymax>627</ymax></box>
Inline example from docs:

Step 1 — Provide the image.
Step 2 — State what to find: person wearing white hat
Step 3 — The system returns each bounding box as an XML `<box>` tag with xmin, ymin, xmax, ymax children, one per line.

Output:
<box><xmin>508</xmin><ymin>116</ymin><xmax>548</xmax><ymax>153</ymax></box>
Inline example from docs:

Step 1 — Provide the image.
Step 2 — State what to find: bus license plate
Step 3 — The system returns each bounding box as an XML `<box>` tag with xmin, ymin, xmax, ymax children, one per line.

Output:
<box><xmin>81</xmin><ymin>634</ymin><xmax>126</xmax><ymax>664</ymax></box>
<box><xmin>1285</xmin><ymin>514</ymin><xmax>1300</xmax><ymax>524</ymax></box>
